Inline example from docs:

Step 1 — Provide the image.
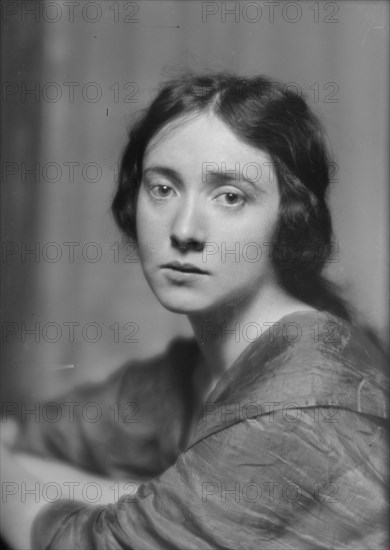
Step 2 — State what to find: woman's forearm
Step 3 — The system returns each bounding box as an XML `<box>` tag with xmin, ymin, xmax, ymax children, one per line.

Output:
<box><xmin>1</xmin><ymin>444</ymin><xmax>49</xmax><ymax>549</ymax></box>
<box><xmin>1</xmin><ymin>443</ymin><xmax>141</xmax><ymax>549</ymax></box>
<box><xmin>14</xmin><ymin>450</ymin><xmax>142</xmax><ymax>504</ymax></box>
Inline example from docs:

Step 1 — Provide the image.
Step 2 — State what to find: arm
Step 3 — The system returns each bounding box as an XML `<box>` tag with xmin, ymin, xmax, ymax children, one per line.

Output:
<box><xmin>7</xmin><ymin>363</ymin><xmax>134</xmax><ymax>474</ymax></box>
<box><xmin>1</xmin><ymin>434</ymin><xmax>140</xmax><ymax>549</ymax></box>
<box><xmin>0</xmin><ymin>339</ymin><xmax>195</xmax><ymax>548</ymax></box>
<box><xmin>1</xmin><ymin>442</ymin><xmax>47</xmax><ymax>550</ymax></box>
<box><xmin>24</xmin><ymin>408</ymin><xmax>389</xmax><ymax>549</ymax></box>
<box><xmin>7</xmin><ymin>355</ymin><xmax>177</xmax><ymax>481</ymax></box>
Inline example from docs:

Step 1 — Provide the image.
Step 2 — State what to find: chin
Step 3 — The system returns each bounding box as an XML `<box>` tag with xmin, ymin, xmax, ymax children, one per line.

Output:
<box><xmin>154</xmin><ymin>288</ymin><xmax>213</xmax><ymax>315</ymax></box>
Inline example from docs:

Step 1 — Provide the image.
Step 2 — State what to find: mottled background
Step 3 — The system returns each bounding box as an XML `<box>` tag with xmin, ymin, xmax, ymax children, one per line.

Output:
<box><xmin>1</xmin><ymin>0</ymin><xmax>388</xmax><ymax>405</ymax></box>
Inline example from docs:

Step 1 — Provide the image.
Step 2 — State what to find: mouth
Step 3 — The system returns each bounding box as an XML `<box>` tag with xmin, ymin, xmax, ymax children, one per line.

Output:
<box><xmin>161</xmin><ymin>261</ymin><xmax>209</xmax><ymax>274</ymax></box>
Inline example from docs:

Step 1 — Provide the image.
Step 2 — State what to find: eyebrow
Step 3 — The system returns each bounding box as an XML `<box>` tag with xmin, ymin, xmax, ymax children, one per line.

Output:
<box><xmin>142</xmin><ymin>166</ymin><xmax>181</xmax><ymax>184</ymax></box>
<box><xmin>142</xmin><ymin>165</ymin><xmax>263</xmax><ymax>189</ymax></box>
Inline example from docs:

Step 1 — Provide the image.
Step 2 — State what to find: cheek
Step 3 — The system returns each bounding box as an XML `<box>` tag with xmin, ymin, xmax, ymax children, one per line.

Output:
<box><xmin>135</xmin><ymin>192</ymin><xmax>149</xmax><ymax>233</ymax></box>
<box><xmin>135</xmin><ymin>195</ymin><xmax>169</xmax><ymax>261</ymax></box>
<box><xmin>211</xmin><ymin>213</ymin><xmax>279</xmax><ymax>274</ymax></box>
<box><xmin>135</xmin><ymin>198</ymin><xmax>154</xmax><ymax>257</ymax></box>
<box><xmin>136</xmin><ymin>192</ymin><xmax>154</xmax><ymax>226</ymax></box>
<box><xmin>221</xmin><ymin>216</ymin><xmax>278</xmax><ymax>252</ymax></box>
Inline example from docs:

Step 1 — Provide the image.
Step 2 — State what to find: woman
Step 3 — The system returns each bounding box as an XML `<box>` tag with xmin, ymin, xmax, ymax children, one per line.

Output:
<box><xmin>1</xmin><ymin>73</ymin><xmax>388</xmax><ymax>549</ymax></box>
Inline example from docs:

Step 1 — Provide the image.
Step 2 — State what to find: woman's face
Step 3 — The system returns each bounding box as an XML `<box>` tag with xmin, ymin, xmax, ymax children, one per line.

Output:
<box><xmin>136</xmin><ymin>112</ymin><xmax>281</xmax><ymax>316</ymax></box>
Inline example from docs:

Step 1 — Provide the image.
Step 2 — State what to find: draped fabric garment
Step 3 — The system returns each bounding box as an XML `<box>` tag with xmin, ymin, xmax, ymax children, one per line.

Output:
<box><xmin>15</xmin><ymin>311</ymin><xmax>388</xmax><ymax>549</ymax></box>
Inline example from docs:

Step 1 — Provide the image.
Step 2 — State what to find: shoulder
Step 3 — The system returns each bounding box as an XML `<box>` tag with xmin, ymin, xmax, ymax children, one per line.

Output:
<box><xmin>204</xmin><ymin>311</ymin><xmax>387</xmax><ymax>432</ymax></box>
<box><xmin>261</xmin><ymin>311</ymin><xmax>387</xmax><ymax>417</ymax></box>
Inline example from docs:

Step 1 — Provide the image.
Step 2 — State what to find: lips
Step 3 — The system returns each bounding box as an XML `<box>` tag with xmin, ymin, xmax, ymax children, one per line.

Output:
<box><xmin>161</xmin><ymin>261</ymin><xmax>209</xmax><ymax>274</ymax></box>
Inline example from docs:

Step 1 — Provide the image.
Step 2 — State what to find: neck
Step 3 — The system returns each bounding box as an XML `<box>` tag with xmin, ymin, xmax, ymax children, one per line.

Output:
<box><xmin>188</xmin><ymin>282</ymin><xmax>314</xmax><ymax>397</ymax></box>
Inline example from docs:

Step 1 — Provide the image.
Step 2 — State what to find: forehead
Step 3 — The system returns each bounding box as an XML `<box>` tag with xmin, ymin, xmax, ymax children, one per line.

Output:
<box><xmin>143</xmin><ymin>112</ymin><xmax>272</xmax><ymax>170</ymax></box>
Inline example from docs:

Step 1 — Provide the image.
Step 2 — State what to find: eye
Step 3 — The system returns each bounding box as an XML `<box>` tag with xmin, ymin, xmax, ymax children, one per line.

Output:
<box><xmin>216</xmin><ymin>191</ymin><xmax>246</xmax><ymax>207</ymax></box>
<box><xmin>149</xmin><ymin>184</ymin><xmax>175</xmax><ymax>200</ymax></box>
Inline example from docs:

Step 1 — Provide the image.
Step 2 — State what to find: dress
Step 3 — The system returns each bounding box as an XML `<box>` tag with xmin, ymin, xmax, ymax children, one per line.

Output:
<box><xmin>14</xmin><ymin>311</ymin><xmax>388</xmax><ymax>549</ymax></box>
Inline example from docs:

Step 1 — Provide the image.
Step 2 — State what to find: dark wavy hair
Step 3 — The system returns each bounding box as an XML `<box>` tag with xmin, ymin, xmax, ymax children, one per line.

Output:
<box><xmin>112</xmin><ymin>72</ymin><xmax>352</xmax><ymax>321</ymax></box>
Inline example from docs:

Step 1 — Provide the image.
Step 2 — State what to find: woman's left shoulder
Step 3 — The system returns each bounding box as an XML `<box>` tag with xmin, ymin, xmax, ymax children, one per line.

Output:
<box><xmin>268</xmin><ymin>310</ymin><xmax>388</xmax><ymax>417</ymax></box>
<box><xmin>283</xmin><ymin>310</ymin><xmax>388</xmax><ymax>376</ymax></box>
<box><xmin>215</xmin><ymin>310</ymin><xmax>388</xmax><ymax>424</ymax></box>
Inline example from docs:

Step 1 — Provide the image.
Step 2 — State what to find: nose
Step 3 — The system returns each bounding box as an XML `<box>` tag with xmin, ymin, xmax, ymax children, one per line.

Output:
<box><xmin>170</xmin><ymin>197</ymin><xmax>206</xmax><ymax>252</ymax></box>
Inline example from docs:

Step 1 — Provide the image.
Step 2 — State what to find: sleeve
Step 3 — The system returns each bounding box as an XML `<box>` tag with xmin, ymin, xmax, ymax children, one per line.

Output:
<box><xmin>12</xmin><ymin>355</ymin><xmax>179</xmax><ymax>480</ymax></box>
<box><xmin>31</xmin><ymin>406</ymin><xmax>388</xmax><ymax>550</ymax></box>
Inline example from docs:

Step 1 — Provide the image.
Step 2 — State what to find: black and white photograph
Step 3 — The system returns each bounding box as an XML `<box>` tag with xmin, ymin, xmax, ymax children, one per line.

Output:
<box><xmin>1</xmin><ymin>1</ymin><xmax>389</xmax><ymax>548</ymax></box>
